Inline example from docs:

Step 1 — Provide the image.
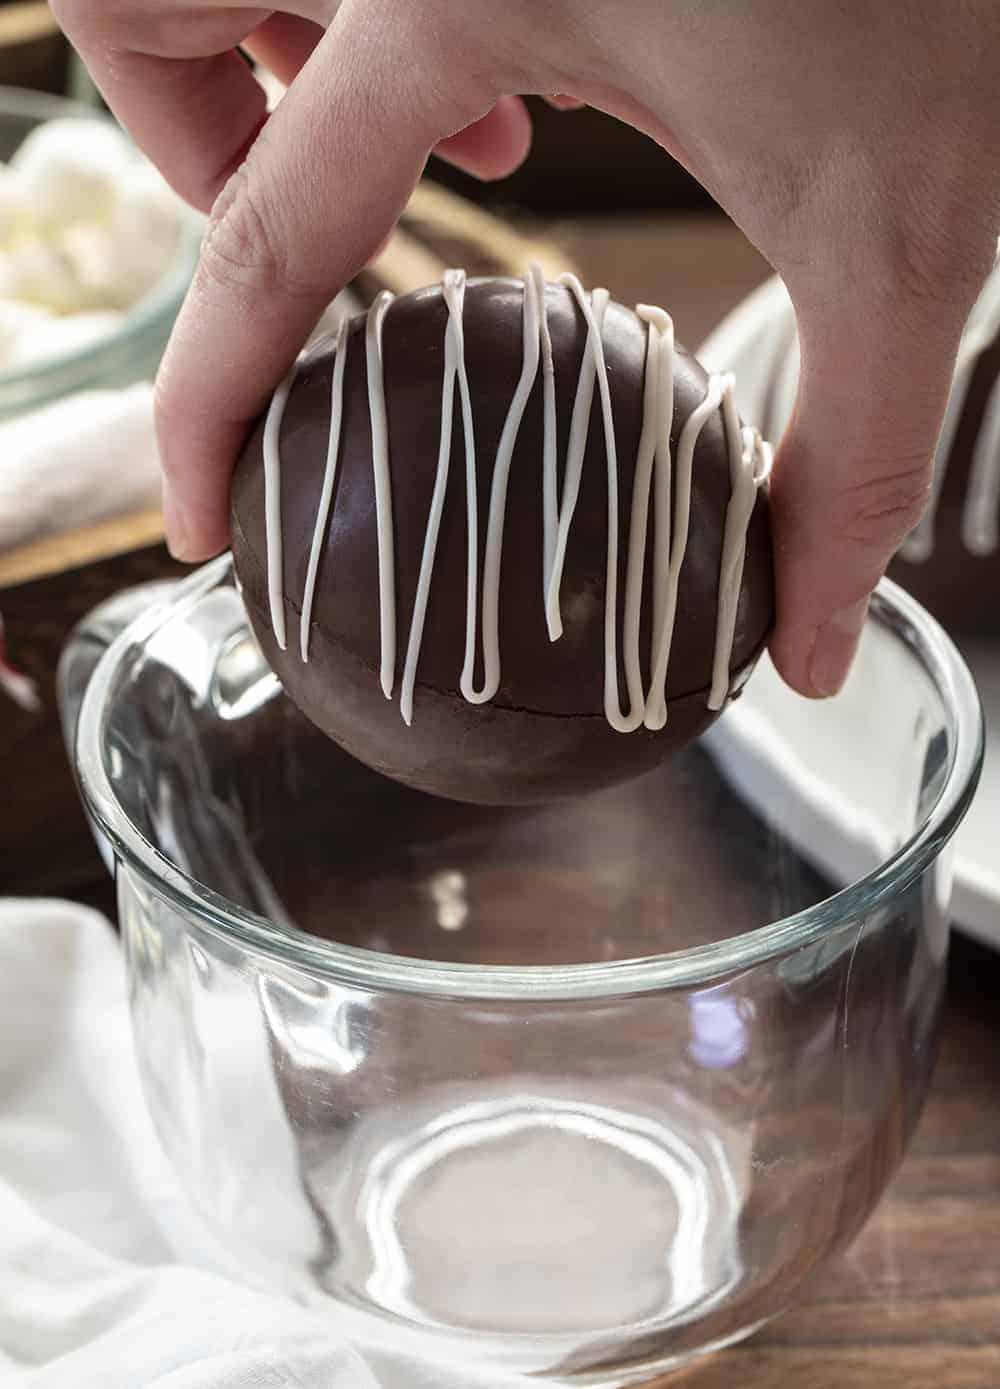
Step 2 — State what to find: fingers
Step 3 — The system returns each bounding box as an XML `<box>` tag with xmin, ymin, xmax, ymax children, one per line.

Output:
<box><xmin>247</xmin><ymin>29</ymin><xmax>532</xmax><ymax>182</ymax></box>
<box><xmin>156</xmin><ymin>0</ymin><xmax>486</xmax><ymax>560</ymax></box>
<box><xmin>242</xmin><ymin>12</ymin><xmax>325</xmax><ymax>86</ymax></box>
<box><xmin>433</xmin><ymin>96</ymin><xmax>533</xmax><ymax>180</ymax></box>
<box><xmin>52</xmin><ymin>2</ymin><xmax>273</xmax><ymax>211</ymax></box>
<box><xmin>767</xmin><ymin>292</ymin><xmax>970</xmax><ymax>697</ymax></box>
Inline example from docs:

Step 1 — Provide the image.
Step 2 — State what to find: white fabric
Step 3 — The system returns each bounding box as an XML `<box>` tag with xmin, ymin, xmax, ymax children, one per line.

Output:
<box><xmin>0</xmin><ymin>286</ymin><xmax>366</xmax><ymax>556</ymax></box>
<box><xmin>0</xmin><ymin>898</ymin><xmax>525</xmax><ymax>1389</ymax></box>
<box><xmin>0</xmin><ymin>385</ymin><xmax>161</xmax><ymax>551</ymax></box>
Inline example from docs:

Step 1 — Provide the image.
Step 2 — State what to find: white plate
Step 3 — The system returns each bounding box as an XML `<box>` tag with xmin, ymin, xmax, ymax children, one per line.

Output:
<box><xmin>699</xmin><ymin>282</ymin><xmax>1000</xmax><ymax>948</ymax></box>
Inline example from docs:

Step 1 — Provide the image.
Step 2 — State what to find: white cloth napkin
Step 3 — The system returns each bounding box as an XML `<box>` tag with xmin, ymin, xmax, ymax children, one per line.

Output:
<box><xmin>0</xmin><ymin>385</ymin><xmax>162</xmax><ymax>716</ymax></box>
<box><xmin>0</xmin><ymin>898</ymin><xmax>525</xmax><ymax>1389</ymax></box>
<box><xmin>0</xmin><ymin>385</ymin><xmax>161</xmax><ymax>552</ymax></box>
<box><xmin>0</xmin><ymin>286</ymin><xmax>365</xmax><ymax>558</ymax></box>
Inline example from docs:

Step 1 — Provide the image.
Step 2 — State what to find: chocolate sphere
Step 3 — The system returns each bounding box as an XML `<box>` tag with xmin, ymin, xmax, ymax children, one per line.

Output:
<box><xmin>231</xmin><ymin>274</ymin><xmax>774</xmax><ymax>804</ymax></box>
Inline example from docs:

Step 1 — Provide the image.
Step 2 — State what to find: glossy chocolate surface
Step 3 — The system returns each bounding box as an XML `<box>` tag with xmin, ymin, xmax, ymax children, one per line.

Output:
<box><xmin>232</xmin><ymin>280</ymin><xmax>774</xmax><ymax>802</ymax></box>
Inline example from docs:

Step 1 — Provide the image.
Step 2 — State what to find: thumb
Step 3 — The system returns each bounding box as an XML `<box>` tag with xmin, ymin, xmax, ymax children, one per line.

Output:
<box><xmin>768</xmin><ymin>284</ymin><xmax>979</xmax><ymax>698</ymax></box>
<box><xmin>156</xmin><ymin>0</ymin><xmax>490</xmax><ymax>561</ymax></box>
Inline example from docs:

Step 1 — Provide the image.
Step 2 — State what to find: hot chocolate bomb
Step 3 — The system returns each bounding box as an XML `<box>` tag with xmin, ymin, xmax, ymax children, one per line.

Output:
<box><xmin>231</xmin><ymin>271</ymin><xmax>775</xmax><ymax>804</ymax></box>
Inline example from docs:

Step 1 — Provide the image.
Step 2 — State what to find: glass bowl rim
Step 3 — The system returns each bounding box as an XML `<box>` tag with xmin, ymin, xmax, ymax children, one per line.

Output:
<box><xmin>0</xmin><ymin>84</ymin><xmax>202</xmax><ymax>397</ymax></box>
<box><xmin>75</xmin><ymin>553</ymin><xmax>984</xmax><ymax>1000</ymax></box>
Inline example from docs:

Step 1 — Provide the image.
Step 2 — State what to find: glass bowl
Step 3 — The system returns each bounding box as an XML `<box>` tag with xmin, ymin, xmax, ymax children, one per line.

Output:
<box><xmin>59</xmin><ymin>556</ymin><xmax>982</xmax><ymax>1386</ymax></box>
<box><xmin>0</xmin><ymin>85</ymin><xmax>201</xmax><ymax>419</ymax></box>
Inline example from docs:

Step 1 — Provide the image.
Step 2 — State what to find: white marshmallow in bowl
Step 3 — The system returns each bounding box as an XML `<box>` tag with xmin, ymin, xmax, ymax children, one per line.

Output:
<box><xmin>56</xmin><ymin>221</ymin><xmax>124</xmax><ymax>307</ymax></box>
<box><xmin>0</xmin><ymin>236</ymin><xmax>95</xmax><ymax>314</ymax></box>
<box><xmin>11</xmin><ymin>118</ymin><xmax>137</xmax><ymax>228</ymax></box>
<box><xmin>0</xmin><ymin>164</ymin><xmax>31</xmax><ymax>246</ymax></box>
<box><xmin>108</xmin><ymin>162</ymin><xmax>183</xmax><ymax>303</ymax></box>
<box><xmin>0</xmin><ymin>114</ymin><xmax>189</xmax><ymax>382</ymax></box>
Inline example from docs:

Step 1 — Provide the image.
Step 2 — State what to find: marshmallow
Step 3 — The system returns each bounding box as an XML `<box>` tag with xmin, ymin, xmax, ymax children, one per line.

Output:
<box><xmin>0</xmin><ymin>220</ymin><xmax>147</xmax><ymax>316</ymax></box>
<box><xmin>11</xmin><ymin>118</ymin><xmax>136</xmax><ymax>228</ymax></box>
<box><xmin>0</xmin><ymin>237</ymin><xmax>96</xmax><ymax>314</ymax></box>
<box><xmin>0</xmin><ymin>116</ymin><xmax>186</xmax><ymax>370</ymax></box>
<box><xmin>0</xmin><ymin>163</ymin><xmax>32</xmax><ymax>246</ymax></box>
<box><xmin>56</xmin><ymin>221</ymin><xmax>124</xmax><ymax>307</ymax></box>
<box><xmin>108</xmin><ymin>161</ymin><xmax>183</xmax><ymax>303</ymax></box>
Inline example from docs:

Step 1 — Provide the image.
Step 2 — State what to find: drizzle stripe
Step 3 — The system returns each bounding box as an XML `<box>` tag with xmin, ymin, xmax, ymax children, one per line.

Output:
<box><xmin>262</xmin><ymin>269</ymin><xmax>770</xmax><ymax>731</ymax></box>
<box><xmin>366</xmin><ymin>291</ymin><xmax>396</xmax><ymax>698</ymax></box>
<box><xmin>301</xmin><ymin>316</ymin><xmax>350</xmax><ymax>660</ymax></box>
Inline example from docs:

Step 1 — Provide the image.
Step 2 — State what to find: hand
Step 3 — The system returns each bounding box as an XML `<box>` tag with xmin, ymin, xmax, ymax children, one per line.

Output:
<box><xmin>53</xmin><ymin>0</ymin><xmax>1000</xmax><ymax>696</ymax></box>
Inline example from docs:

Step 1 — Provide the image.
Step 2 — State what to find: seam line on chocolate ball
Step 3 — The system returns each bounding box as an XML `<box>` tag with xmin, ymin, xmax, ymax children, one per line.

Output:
<box><xmin>258</xmin><ymin>268</ymin><xmax>772</xmax><ymax>729</ymax></box>
<box><xmin>233</xmin><ymin>525</ymin><xmax>771</xmax><ymax>716</ymax></box>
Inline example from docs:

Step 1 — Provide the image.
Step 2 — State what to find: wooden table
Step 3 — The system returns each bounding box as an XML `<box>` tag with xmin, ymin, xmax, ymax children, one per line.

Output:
<box><xmin>658</xmin><ymin>934</ymin><xmax>1000</xmax><ymax>1389</ymax></box>
<box><xmin>5</xmin><ymin>212</ymin><xmax>1000</xmax><ymax>1384</ymax></box>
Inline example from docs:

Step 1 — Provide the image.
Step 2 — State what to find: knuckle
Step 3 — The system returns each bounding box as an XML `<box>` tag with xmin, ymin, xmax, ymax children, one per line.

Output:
<box><xmin>199</xmin><ymin>164</ymin><xmax>284</xmax><ymax>300</ymax></box>
<box><xmin>830</xmin><ymin>459</ymin><xmax>933</xmax><ymax>549</ymax></box>
<box><xmin>197</xmin><ymin>161</ymin><xmax>322</xmax><ymax>308</ymax></box>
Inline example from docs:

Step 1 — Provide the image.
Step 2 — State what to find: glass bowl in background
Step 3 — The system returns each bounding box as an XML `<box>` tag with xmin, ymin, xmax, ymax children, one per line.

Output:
<box><xmin>0</xmin><ymin>85</ymin><xmax>201</xmax><ymax>419</ymax></box>
<box><xmin>59</xmin><ymin>557</ymin><xmax>982</xmax><ymax>1386</ymax></box>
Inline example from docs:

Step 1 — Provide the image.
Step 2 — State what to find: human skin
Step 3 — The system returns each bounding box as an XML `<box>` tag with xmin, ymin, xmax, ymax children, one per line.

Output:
<box><xmin>52</xmin><ymin>0</ymin><xmax>1000</xmax><ymax>696</ymax></box>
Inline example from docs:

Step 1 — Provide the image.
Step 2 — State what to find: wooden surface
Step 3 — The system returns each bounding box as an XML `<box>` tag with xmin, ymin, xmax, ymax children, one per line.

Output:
<box><xmin>4</xmin><ymin>212</ymin><xmax>1000</xmax><ymax>1382</ymax></box>
<box><xmin>0</xmin><ymin>506</ymin><xmax>166</xmax><ymax>589</ymax></box>
<box><xmin>0</xmin><ymin>2</ymin><xmax>56</xmax><ymax>47</ymax></box>
<box><xmin>0</xmin><ymin>2</ymin><xmax>67</xmax><ymax>92</ymax></box>
<box><xmin>0</xmin><ymin>541</ymin><xmax>182</xmax><ymax>900</ymax></box>
<box><xmin>660</xmin><ymin>934</ymin><xmax>1000</xmax><ymax>1388</ymax></box>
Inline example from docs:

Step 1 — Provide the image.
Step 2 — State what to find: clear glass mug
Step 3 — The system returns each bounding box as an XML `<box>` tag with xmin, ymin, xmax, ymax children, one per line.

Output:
<box><xmin>58</xmin><ymin>556</ymin><xmax>983</xmax><ymax>1386</ymax></box>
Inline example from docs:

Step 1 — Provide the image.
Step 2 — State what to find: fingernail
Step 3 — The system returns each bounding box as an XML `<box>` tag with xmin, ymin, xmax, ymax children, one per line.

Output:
<box><xmin>162</xmin><ymin>487</ymin><xmax>192</xmax><ymax>561</ymax></box>
<box><xmin>809</xmin><ymin>597</ymin><xmax>870</xmax><ymax>697</ymax></box>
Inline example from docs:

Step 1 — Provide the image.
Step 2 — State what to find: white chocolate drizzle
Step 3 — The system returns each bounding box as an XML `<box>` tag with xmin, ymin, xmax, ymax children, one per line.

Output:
<box><xmin>300</xmin><ymin>315</ymin><xmax>349</xmax><ymax>661</ymax></box>
<box><xmin>262</xmin><ymin>368</ymin><xmax>295</xmax><ymax>652</ymax></box>
<box><xmin>473</xmin><ymin>266</ymin><xmax>544</xmax><ymax>706</ymax></box>
<box><xmin>260</xmin><ymin>268</ymin><xmax>772</xmax><ymax>731</ymax></box>
<box><xmin>401</xmin><ymin>269</ymin><xmax>476</xmax><ymax>725</ymax></box>
<box><xmin>366</xmin><ymin>290</ymin><xmax>396</xmax><ymax>699</ymax></box>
